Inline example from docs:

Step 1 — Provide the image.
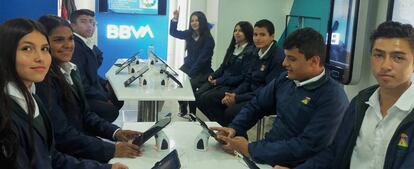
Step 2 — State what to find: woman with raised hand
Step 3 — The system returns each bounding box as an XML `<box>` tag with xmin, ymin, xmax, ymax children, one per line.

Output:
<box><xmin>0</xmin><ymin>18</ymin><xmax>128</xmax><ymax>169</ymax></box>
<box><xmin>169</xmin><ymin>10</ymin><xmax>215</xmax><ymax>117</ymax></box>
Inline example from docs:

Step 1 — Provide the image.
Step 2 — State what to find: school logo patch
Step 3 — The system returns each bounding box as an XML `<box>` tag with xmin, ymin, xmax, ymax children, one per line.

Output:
<box><xmin>398</xmin><ymin>133</ymin><xmax>409</xmax><ymax>148</ymax></box>
<box><xmin>301</xmin><ymin>97</ymin><xmax>311</xmax><ymax>105</ymax></box>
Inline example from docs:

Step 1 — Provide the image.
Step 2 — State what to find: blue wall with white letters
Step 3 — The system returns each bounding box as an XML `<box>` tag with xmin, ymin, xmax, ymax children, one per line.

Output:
<box><xmin>96</xmin><ymin>1</ymin><xmax>169</xmax><ymax>76</ymax></box>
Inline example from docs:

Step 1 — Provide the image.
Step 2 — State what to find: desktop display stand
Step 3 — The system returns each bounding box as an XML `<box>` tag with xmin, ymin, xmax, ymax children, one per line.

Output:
<box><xmin>155</xmin><ymin>131</ymin><xmax>169</xmax><ymax>151</ymax></box>
<box><xmin>194</xmin><ymin>129</ymin><xmax>210</xmax><ymax>151</ymax></box>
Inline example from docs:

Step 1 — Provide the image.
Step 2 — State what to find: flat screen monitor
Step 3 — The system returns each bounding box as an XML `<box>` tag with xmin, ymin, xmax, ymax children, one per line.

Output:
<box><xmin>326</xmin><ymin>0</ymin><xmax>360</xmax><ymax>84</ymax></box>
<box><xmin>103</xmin><ymin>0</ymin><xmax>167</xmax><ymax>15</ymax></box>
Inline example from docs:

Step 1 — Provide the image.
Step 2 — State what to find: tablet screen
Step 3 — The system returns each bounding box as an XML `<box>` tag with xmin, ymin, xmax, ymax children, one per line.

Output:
<box><xmin>133</xmin><ymin>117</ymin><xmax>171</xmax><ymax>146</ymax></box>
<box><xmin>189</xmin><ymin>114</ymin><xmax>216</xmax><ymax>137</ymax></box>
<box><xmin>151</xmin><ymin>149</ymin><xmax>181</xmax><ymax>169</ymax></box>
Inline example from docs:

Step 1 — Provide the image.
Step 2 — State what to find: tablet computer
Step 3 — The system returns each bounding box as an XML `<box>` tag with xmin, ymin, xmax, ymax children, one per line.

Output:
<box><xmin>123</xmin><ymin>65</ymin><xmax>149</xmax><ymax>87</ymax></box>
<box><xmin>115</xmin><ymin>52</ymin><xmax>139</xmax><ymax>74</ymax></box>
<box><xmin>151</xmin><ymin>149</ymin><xmax>181</xmax><ymax>169</ymax></box>
<box><xmin>151</xmin><ymin>51</ymin><xmax>179</xmax><ymax>76</ymax></box>
<box><xmin>189</xmin><ymin>114</ymin><xmax>216</xmax><ymax>137</ymax></box>
<box><xmin>132</xmin><ymin>117</ymin><xmax>171</xmax><ymax>146</ymax></box>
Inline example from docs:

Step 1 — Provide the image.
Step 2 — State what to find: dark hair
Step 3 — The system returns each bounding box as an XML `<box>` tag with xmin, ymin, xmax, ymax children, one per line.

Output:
<box><xmin>69</xmin><ymin>9</ymin><xmax>95</xmax><ymax>24</ymax></box>
<box><xmin>38</xmin><ymin>15</ymin><xmax>77</xmax><ymax>112</ymax></box>
<box><xmin>226</xmin><ymin>21</ymin><xmax>254</xmax><ymax>55</ymax></box>
<box><xmin>370</xmin><ymin>21</ymin><xmax>414</xmax><ymax>52</ymax></box>
<box><xmin>0</xmin><ymin>61</ymin><xmax>17</xmax><ymax>169</ymax></box>
<box><xmin>283</xmin><ymin>27</ymin><xmax>326</xmax><ymax>66</ymax></box>
<box><xmin>254</xmin><ymin>19</ymin><xmax>275</xmax><ymax>35</ymax></box>
<box><xmin>188</xmin><ymin>11</ymin><xmax>212</xmax><ymax>38</ymax></box>
<box><xmin>0</xmin><ymin>18</ymin><xmax>48</xmax><ymax>168</ymax></box>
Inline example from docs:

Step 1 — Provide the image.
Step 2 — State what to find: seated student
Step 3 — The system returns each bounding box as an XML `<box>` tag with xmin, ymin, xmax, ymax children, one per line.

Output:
<box><xmin>70</xmin><ymin>9</ymin><xmax>123</xmax><ymax>122</ymax></box>
<box><xmin>196</xmin><ymin>21</ymin><xmax>255</xmax><ymax>125</ymax></box>
<box><xmin>211</xmin><ymin>27</ymin><xmax>349</xmax><ymax>167</ymax></box>
<box><xmin>201</xmin><ymin>19</ymin><xmax>285</xmax><ymax>127</ymax></box>
<box><xmin>36</xmin><ymin>15</ymin><xmax>141</xmax><ymax>162</ymax></box>
<box><xmin>293</xmin><ymin>21</ymin><xmax>414</xmax><ymax>169</ymax></box>
<box><xmin>0</xmin><ymin>18</ymin><xmax>127</xmax><ymax>169</ymax></box>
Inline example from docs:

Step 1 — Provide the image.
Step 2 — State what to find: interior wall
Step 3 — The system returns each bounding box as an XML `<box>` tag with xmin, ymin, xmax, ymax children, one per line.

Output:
<box><xmin>0</xmin><ymin>0</ymin><xmax>57</xmax><ymax>23</ymax></box>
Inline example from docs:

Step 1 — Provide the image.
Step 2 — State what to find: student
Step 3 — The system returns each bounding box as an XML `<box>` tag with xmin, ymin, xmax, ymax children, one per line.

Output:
<box><xmin>211</xmin><ymin>27</ymin><xmax>349</xmax><ymax>167</ymax></box>
<box><xmin>294</xmin><ymin>21</ymin><xmax>414</xmax><ymax>169</ymax></box>
<box><xmin>202</xmin><ymin>19</ymin><xmax>285</xmax><ymax>127</ymax></box>
<box><xmin>0</xmin><ymin>64</ymin><xmax>17</xmax><ymax>169</ymax></box>
<box><xmin>169</xmin><ymin>10</ymin><xmax>215</xmax><ymax>116</ymax></box>
<box><xmin>0</xmin><ymin>18</ymin><xmax>127</xmax><ymax>169</ymax></box>
<box><xmin>36</xmin><ymin>15</ymin><xmax>141</xmax><ymax>162</ymax></box>
<box><xmin>196</xmin><ymin>21</ymin><xmax>255</xmax><ymax>125</ymax></box>
<box><xmin>70</xmin><ymin>9</ymin><xmax>123</xmax><ymax>122</ymax></box>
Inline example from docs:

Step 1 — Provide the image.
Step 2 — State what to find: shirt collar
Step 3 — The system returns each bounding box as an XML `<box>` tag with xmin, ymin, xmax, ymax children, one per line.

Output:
<box><xmin>366</xmin><ymin>82</ymin><xmax>414</xmax><ymax>113</ymax></box>
<box><xmin>235</xmin><ymin>42</ymin><xmax>248</xmax><ymax>50</ymax></box>
<box><xmin>390</xmin><ymin>83</ymin><xmax>414</xmax><ymax>112</ymax></box>
<box><xmin>258</xmin><ymin>41</ymin><xmax>274</xmax><ymax>59</ymax></box>
<box><xmin>60</xmin><ymin>62</ymin><xmax>77</xmax><ymax>75</ymax></box>
<box><xmin>74</xmin><ymin>33</ymin><xmax>94</xmax><ymax>49</ymax></box>
<box><xmin>294</xmin><ymin>68</ymin><xmax>326</xmax><ymax>87</ymax></box>
<box><xmin>7</xmin><ymin>82</ymin><xmax>36</xmax><ymax>99</ymax></box>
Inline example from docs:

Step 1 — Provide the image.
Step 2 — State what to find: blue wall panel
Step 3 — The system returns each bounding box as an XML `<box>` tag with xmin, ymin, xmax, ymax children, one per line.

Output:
<box><xmin>0</xmin><ymin>0</ymin><xmax>57</xmax><ymax>23</ymax></box>
<box><xmin>96</xmin><ymin>1</ymin><xmax>169</xmax><ymax>76</ymax></box>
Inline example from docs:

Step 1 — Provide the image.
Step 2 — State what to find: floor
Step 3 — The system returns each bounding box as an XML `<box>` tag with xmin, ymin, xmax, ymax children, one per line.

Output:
<box><xmin>113</xmin><ymin>100</ymin><xmax>274</xmax><ymax>142</ymax></box>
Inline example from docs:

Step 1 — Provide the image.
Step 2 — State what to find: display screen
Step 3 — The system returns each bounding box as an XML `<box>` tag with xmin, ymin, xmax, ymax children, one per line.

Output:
<box><xmin>326</xmin><ymin>0</ymin><xmax>359</xmax><ymax>84</ymax></box>
<box><xmin>108</xmin><ymin>0</ymin><xmax>159</xmax><ymax>14</ymax></box>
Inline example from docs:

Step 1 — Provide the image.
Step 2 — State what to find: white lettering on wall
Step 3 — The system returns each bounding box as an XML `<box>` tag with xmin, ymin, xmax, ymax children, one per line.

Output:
<box><xmin>107</xmin><ymin>24</ymin><xmax>155</xmax><ymax>39</ymax></box>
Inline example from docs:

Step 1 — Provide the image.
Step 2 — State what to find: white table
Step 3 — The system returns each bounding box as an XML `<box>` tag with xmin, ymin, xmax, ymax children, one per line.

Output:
<box><xmin>106</xmin><ymin>60</ymin><xmax>195</xmax><ymax>121</ymax></box>
<box><xmin>110</xmin><ymin>122</ymin><xmax>272</xmax><ymax>169</ymax></box>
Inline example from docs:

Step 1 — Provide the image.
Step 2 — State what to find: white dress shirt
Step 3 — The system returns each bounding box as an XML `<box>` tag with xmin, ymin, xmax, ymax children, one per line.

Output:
<box><xmin>74</xmin><ymin>33</ymin><xmax>94</xmax><ymax>49</ymax></box>
<box><xmin>7</xmin><ymin>82</ymin><xmax>40</xmax><ymax>117</ymax></box>
<box><xmin>350</xmin><ymin>83</ymin><xmax>414</xmax><ymax>169</ymax></box>
<box><xmin>233</xmin><ymin>42</ymin><xmax>248</xmax><ymax>56</ymax></box>
<box><xmin>60</xmin><ymin>62</ymin><xmax>77</xmax><ymax>85</ymax></box>
<box><xmin>258</xmin><ymin>42</ymin><xmax>274</xmax><ymax>59</ymax></box>
<box><xmin>293</xmin><ymin>68</ymin><xmax>325</xmax><ymax>87</ymax></box>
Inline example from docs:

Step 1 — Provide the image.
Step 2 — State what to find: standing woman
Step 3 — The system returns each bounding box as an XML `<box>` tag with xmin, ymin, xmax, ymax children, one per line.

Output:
<box><xmin>169</xmin><ymin>10</ymin><xmax>215</xmax><ymax>116</ymax></box>
<box><xmin>0</xmin><ymin>18</ymin><xmax>127</xmax><ymax>169</ymax></box>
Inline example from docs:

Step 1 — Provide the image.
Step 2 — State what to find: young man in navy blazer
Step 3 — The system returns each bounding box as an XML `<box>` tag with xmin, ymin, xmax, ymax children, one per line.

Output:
<box><xmin>70</xmin><ymin>9</ymin><xmax>123</xmax><ymax>122</ymax></box>
<box><xmin>293</xmin><ymin>21</ymin><xmax>414</xmax><ymax>169</ymax></box>
<box><xmin>212</xmin><ymin>28</ymin><xmax>349</xmax><ymax>168</ymax></box>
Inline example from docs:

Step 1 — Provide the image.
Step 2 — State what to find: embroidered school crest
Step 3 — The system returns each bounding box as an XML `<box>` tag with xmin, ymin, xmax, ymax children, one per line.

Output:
<box><xmin>260</xmin><ymin>64</ymin><xmax>266</xmax><ymax>71</ymax></box>
<box><xmin>301</xmin><ymin>97</ymin><xmax>311</xmax><ymax>105</ymax></box>
<box><xmin>398</xmin><ymin>133</ymin><xmax>409</xmax><ymax>148</ymax></box>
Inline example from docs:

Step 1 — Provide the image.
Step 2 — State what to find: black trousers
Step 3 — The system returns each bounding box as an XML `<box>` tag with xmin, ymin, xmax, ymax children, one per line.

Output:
<box><xmin>196</xmin><ymin>84</ymin><xmax>248</xmax><ymax>126</ymax></box>
<box><xmin>178</xmin><ymin>69</ymin><xmax>211</xmax><ymax>115</ymax></box>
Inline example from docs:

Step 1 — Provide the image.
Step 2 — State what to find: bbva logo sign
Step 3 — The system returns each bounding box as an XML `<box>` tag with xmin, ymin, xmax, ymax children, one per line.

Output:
<box><xmin>107</xmin><ymin>24</ymin><xmax>154</xmax><ymax>39</ymax></box>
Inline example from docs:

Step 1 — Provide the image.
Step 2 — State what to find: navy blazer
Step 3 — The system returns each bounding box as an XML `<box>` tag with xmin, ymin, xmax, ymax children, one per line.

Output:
<box><xmin>211</xmin><ymin>43</ymin><xmax>256</xmax><ymax>87</ymax></box>
<box><xmin>71</xmin><ymin>35</ymin><xmax>108</xmax><ymax>101</ymax></box>
<box><xmin>229</xmin><ymin>71</ymin><xmax>349</xmax><ymax>167</ymax></box>
<box><xmin>169</xmin><ymin>20</ymin><xmax>215</xmax><ymax>77</ymax></box>
<box><xmin>297</xmin><ymin>85</ymin><xmax>414</xmax><ymax>169</ymax></box>
<box><xmin>11</xmin><ymin>95</ymin><xmax>111</xmax><ymax>169</ymax></box>
<box><xmin>36</xmin><ymin>69</ymin><xmax>118</xmax><ymax>162</ymax></box>
<box><xmin>233</xmin><ymin>41</ymin><xmax>285</xmax><ymax>103</ymax></box>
